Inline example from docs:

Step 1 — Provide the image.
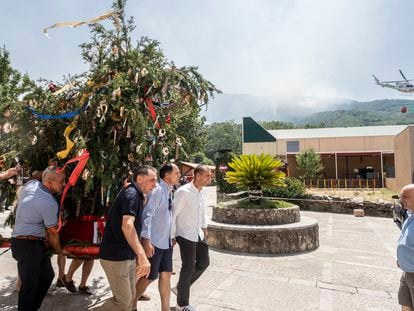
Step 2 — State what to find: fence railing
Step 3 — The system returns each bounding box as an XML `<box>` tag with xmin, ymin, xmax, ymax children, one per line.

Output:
<box><xmin>304</xmin><ymin>178</ymin><xmax>384</xmax><ymax>189</ymax></box>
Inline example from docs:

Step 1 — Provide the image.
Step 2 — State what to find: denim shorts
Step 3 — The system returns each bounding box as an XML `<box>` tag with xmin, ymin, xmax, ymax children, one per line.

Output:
<box><xmin>148</xmin><ymin>246</ymin><xmax>173</xmax><ymax>280</ymax></box>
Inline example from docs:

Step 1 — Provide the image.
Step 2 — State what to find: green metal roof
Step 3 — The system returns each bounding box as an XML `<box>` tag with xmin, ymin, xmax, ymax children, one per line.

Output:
<box><xmin>243</xmin><ymin>117</ymin><xmax>276</xmax><ymax>143</ymax></box>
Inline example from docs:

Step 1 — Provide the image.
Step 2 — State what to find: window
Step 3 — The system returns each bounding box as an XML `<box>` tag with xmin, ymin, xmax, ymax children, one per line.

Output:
<box><xmin>287</xmin><ymin>141</ymin><xmax>299</xmax><ymax>152</ymax></box>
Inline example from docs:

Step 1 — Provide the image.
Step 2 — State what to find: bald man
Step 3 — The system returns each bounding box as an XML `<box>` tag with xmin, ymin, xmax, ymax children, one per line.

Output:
<box><xmin>172</xmin><ymin>165</ymin><xmax>212</xmax><ymax>311</ymax></box>
<box><xmin>11</xmin><ymin>166</ymin><xmax>69</xmax><ymax>310</ymax></box>
<box><xmin>397</xmin><ymin>184</ymin><xmax>414</xmax><ymax>311</ymax></box>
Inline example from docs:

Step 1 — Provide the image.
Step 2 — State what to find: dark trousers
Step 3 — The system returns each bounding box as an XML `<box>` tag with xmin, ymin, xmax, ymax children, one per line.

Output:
<box><xmin>176</xmin><ymin>236</ymin><xmax>210</xmax><ymax>307</ymax></box>
<box><xmin>11</xmin><ymin>238</ymin><xmax>55</xmax><ymax>311</ymax></box>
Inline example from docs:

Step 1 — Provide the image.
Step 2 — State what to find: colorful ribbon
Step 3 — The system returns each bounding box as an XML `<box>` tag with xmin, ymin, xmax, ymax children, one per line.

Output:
<box><xmin>145</xmin><ymin>98</ymin><xmax>157</xmax><ymax>121</ymax></box>
<box><xmin>56</xmin><ymin>149</ymin><xmax>90</xmax><ymax>232</ymax></box>
<box><xmin>26</xmin><ymin>79</ymin><xmax>104</xmax><ymax>120</ymax></box>
<box><xmin>56</xmin><ymin>122</ymin><xmax>77</xmax><ymax>160</ymax></box>
<box><xmin>145</xmin><ymin>98</ymin><xmax>161</xmax><ymax>129</ymax></box>
<box><xmin>43</xmin><ymin>11</ymin><xmax>120</xmax><ymax>37</ymax></box>
<box><xmin>53</xmin><ymin>82</ymin><xmax>75</xmax><ymax>96</ymax></box>
<box><xmin>154</xmin><ymin>101</ymin><xmax>175</xmax><ymax>108</ymax></box>
<box><xmin>27</xmin><ymin>106</ymin><xmax>83</xmax><ymax>120</ymax></box>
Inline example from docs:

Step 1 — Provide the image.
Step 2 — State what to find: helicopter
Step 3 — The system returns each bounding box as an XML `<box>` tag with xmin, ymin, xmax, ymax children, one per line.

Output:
<box><xmin>372</xmin><ymin>70</ymin><xmax>414</xmax><ymax>93</ymax></box>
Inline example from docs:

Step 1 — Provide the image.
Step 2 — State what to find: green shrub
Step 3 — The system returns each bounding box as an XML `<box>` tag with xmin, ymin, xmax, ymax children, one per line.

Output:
<box><xmin>225</xmin><ymin>154</ymin><xmax>285</xmax><ymax>191</ymax></box>
<box><xmin>216</xmin><ymin>169</ymin><xmax>239</xmax><ymax>193</ymax></box>
<box><xmin>296</xmin><ymin>149</ymin><xmax>324</xmax><ymax>179</ymax></box>
<box><xmin>219</xmin><ymin>198</ymin><xmax>293</xmax><ymax>209</ymax></box>
<box><xmin>263</xmin><ymin>177</ymin><xmax>305</xmax><ymax>198</ymax></box>
<box><xmin>215</xmin><ymin>150</ymin><xmax>239</xmax><ymax>193</ymax></box>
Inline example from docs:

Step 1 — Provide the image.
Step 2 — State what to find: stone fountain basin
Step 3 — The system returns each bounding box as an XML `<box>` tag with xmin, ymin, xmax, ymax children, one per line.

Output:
<box><xmin>207</xmin><ymin>216</ymin><xmax>319</xmax><ymax>254</ymax></box>
<box><xmin>212</xmin><ymin>204</ymin><xmax>300</xmax><ymax>225</ymax></box>
<box><xmin>208</xmin><ymin>200</ymin><xmax>319</xmax><ymax>254</ymax></box>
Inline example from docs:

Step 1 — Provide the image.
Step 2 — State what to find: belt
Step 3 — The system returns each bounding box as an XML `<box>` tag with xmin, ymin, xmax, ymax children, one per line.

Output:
<box><xmin>14</xmin><ymin>235</ymin><xmax>45</xmax><ymax>241</ymax></box>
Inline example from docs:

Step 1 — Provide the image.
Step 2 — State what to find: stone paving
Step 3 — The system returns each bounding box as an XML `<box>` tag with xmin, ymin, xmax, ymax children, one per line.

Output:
<box><xmin>0</xmin><ymin>209</ymin><xmax>402</xmax><ymax>310</ymax></box>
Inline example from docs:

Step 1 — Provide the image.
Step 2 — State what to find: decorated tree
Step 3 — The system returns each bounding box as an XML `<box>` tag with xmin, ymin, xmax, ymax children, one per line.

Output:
<box><xmin>0</xmin><ymin>0</ymin><xmax>219</xmax><ymax>216</ymax></box>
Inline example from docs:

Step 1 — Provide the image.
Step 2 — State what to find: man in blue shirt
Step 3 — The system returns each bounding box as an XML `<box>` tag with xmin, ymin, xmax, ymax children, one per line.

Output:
<box><xmin>397</xmin><ymin>184</ymin><xmax>414</xmax><ymax>311</ymax></box>
<box><xmin>134</xmin><ymin>163</ymin><xmax>180</xmax><ymax>311</ymax></box>
<box><xmin>98</xmin><ymin>165</ymin><xmax>156</xmax><ymax>311</ymax></box>
<box><xmin>11</xmin><ymin>166</ymin><xmax>69</xmax><ymax>311</ymax></box>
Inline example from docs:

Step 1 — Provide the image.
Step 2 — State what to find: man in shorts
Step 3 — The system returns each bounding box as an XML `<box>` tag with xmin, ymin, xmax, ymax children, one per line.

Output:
<box><xmin>134</xmin><ymin>163</ymin><xmax>180</xmax><ymax>311</ymax></box>
<box><xmin>397</xmin><ymin>183</ymin><xmax>414</xmax><ymax>311</ymax></box>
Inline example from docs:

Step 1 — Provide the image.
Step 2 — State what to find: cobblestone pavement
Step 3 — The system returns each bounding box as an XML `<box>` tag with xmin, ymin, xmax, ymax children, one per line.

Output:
<box><xmin>0</xmin><ymin>209</ymin><xmax>401</xmax><ymax>311</ymax></box>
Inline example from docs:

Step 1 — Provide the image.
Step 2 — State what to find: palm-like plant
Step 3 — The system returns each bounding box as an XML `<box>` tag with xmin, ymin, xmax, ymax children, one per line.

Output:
<box><xmin>225</xmin><ymin>154</ymin><xmax>286</xmax><ymax>200</ymax></box>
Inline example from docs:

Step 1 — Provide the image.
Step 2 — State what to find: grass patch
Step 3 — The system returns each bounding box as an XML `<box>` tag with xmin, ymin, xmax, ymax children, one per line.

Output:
<box><xmin>306</xmin><ymin>188</ymin><xmax>398</xmax><ymax>202</ymax></box>
<box><xmin>221</xmin><ymin>198</ymin><xmax>294</xmax><ymax>209</ymax></box>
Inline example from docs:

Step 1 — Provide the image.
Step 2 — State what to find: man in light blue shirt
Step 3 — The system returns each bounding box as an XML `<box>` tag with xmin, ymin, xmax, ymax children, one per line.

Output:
<box><xmin>397</xmin><ymin>184</ymin><xmax>414</xmax><ymax>311</ymax></box>
<box><xmin>11</xmin><ymin>166</ymin><xmax>69</xmax><ymax>310</ymax></box>
<box><xmin>134</xmin><ymin>163</ymin><xmax>180</xmax><ymax>311</ymax></box>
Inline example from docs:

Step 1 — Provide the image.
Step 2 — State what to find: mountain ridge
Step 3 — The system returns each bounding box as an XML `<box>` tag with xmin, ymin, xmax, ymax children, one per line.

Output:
<box><xmin>204</xmin><ymin>94</ymin><xmax>414</xmax><ymax>127</ymax></box>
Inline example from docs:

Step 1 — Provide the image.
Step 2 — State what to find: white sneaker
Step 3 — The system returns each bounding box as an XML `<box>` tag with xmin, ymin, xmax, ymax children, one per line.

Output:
<box><xmin>171</xmin><ymin>286</ymin><xmax>178</xmax><ymax>295</ymax></box>
<box><xmin>175</xmin><ymin>305</ymin><xmax>197</xmax><ymax>311</ymax></box>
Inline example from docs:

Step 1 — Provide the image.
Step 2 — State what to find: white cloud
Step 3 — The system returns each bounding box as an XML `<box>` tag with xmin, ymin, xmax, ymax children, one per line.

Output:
<box><xmin>2</xmin><ymin>0</ymin><xmax>414</xmax><ymax>105</ymax></box>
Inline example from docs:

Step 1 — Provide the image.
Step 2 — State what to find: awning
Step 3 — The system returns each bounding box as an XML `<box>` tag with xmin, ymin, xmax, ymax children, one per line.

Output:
<box><xmin>180</xmin><ymin>161</ymin><xmax>216</xmax><ymax>170</ymax></box>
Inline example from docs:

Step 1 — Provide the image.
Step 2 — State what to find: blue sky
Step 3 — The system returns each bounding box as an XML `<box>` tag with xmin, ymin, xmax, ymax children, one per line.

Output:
<box><xmin>2</xmin><ymin>0</ymin><xmax>414</xmax><ymax>103</ymax></box>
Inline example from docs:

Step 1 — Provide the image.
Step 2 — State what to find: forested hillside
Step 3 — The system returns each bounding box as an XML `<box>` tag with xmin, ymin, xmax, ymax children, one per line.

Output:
<box><xmin>299</xmin><ymin>99</ymin><xmax>414</xmax><ymax>127</ymax></box>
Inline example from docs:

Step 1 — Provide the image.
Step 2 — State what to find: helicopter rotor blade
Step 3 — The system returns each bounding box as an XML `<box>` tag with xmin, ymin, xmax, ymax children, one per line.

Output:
<box><xmin>399</xmin><ymin>69</ymin><xmax>409</xmax><ymax>82</ymax></box>
<box><xmin>379</xmin><ymin>80</ymin><xmax>405</xmax><ymax>83</ymax></box>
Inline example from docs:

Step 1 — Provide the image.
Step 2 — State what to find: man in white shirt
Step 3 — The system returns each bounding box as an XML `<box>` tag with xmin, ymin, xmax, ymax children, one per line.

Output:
<box><xmin>171</xmin><ymin>165</ymin><xmax>212</xmax><ymax>311</ymax></box>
